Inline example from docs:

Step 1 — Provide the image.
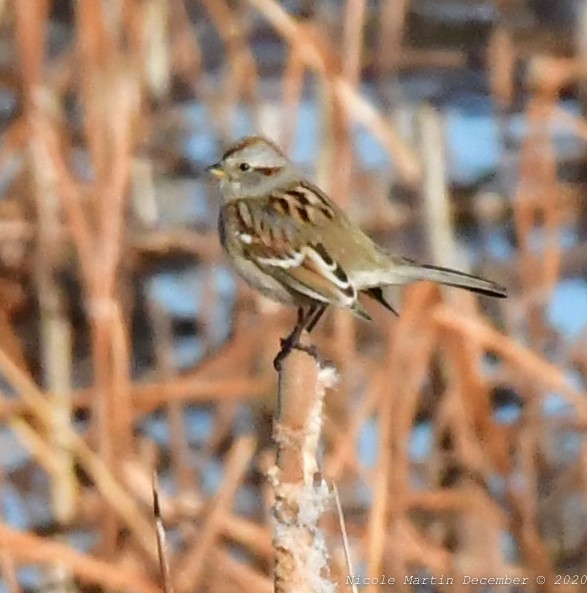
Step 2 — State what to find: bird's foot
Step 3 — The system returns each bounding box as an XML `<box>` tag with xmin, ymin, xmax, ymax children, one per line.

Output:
<box><xmin>273</xmin><ymin>306</ymin><xmax>327</xmax><ymax>371</ymax></box>
<box><xmin>273</xmin><ymin>333</ymin><xmax>301</xmax><ymax>371</ymax></box>
<box><xmin>273</xmin><ymin>338</ymin><xmax>323</xmax><ymax>371</ymax></box>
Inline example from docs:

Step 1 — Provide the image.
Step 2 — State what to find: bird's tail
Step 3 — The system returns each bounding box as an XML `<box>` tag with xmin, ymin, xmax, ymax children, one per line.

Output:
<box><xmin>354</xmin><ymin>258</ymin><xmax>507</xmax><ymax>298</ymax></box>
<box><xmin>395</xmin><ymin>262</ymin><xmax>507</xmax><ymax>298</ymax></box>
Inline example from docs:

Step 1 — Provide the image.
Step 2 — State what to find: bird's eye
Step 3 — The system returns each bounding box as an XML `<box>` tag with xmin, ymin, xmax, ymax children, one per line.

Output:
<box><xmin>238</xmin><ymin>162</ymin><xmax>251</xmax><ymax>172</ymax></box>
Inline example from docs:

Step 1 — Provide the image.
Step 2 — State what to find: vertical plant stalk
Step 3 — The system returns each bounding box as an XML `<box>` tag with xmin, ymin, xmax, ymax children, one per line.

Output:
<box><xmin>75</xmin><ymin>0</ymin><xmax>137</xmax><ymax>467</ymax></box>
<box><xmin>376</xmin><ymin>0</ymin><xmax>410</xmax><ymax>79</ymax></box>
<box><xmin>329</xmin><ymin>0</ymin><xmax>368</xmax><ymax>377</ymax></box>
<box><xmin>200</xmin><ymin>0</ymin><xmax>259</xmax><ymax>133</ymax></box>
<box><xmin>245</xmin><ymin>0</ymin><xmax>422</xmax><ymax>187</ymax></box>
<box><xmin>417</xmin><ymin>104</ymin><xmax>456</xmax><ymax>269</ymax></box>
<box><xmin>575</xmin><ymin>1</ymin><xmax>587</xmax><ymax>117</ymax></box>
<box><xmin>147</xmin><ymin>299</ymin><xmax>194</xmax><ymax>496</ymax></box>
<box><xmin>14</xmin><ymin>1</ymin><xmax>77</xmax><ymax>591</ymax></box>
<box><xmin>367</xmin><ymin>283</ymin><xmax>438</xmax><ymax>577</ymax></box>
<box><xmin>0</xmin><ymin>345</ymin><xmax>158</xmax><ymax>562</ymax></box>
<box><xmin>271</xmin><ymin>339</ymin><xmax>338</xmax><ymax>593</ymax></box>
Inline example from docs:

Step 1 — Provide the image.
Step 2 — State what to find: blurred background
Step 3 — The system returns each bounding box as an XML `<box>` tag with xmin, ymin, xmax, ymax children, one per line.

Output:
<box><xmin>1</xmin><ymin>0</ymin><xmax>586</xmax><ymax>591</ymax></box>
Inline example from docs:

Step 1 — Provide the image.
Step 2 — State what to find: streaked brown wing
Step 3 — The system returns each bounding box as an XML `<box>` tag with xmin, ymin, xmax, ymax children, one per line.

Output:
<box><xmin>228</xmin><ymin>196</ymin><xmax>369</xmax><ymax>317</ymax></box>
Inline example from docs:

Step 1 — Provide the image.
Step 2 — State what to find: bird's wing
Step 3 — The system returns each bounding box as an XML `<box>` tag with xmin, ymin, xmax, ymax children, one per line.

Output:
<box><xmin>227</xmin><ymin>191</ymin><xmax>370</xmax><ymax>318</ymax></box>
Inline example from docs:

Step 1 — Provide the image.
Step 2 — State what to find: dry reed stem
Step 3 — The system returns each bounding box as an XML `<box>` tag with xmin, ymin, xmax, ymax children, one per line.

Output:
<box><xmin>168</xmin><ymin>0</ymin><xmax>203</xmax><ymax>86</ymax></box>
<box><xmin>210</xmin><ymin>548</ymin><xmax>273</xmax><ymax>593</ymax></box>
<box><xmin>272</xmin><ymin>340</ymin><xmax>338</xmax><ymax>593</ymax></box>
<box><xmin>342</xmin><ymin>0</ymin><xmax>367</xmax><ymax>86</ymax></box>
<box><xmin>69</xmin><ymin>5</ymin><xmax>141</xmax><ymax>512</ymax></box>
<box><xmin>519</xmin><ymin>94</ymin><xmax>562</xmax><ymax>309</ymax></box>
<box><xmin>175</xmin><ymin>436</ymin><xmax>256</xmax><ymax>592</ymax></box>
<box><xmin>15</xmin><ymin>17</ymin><xmax>78</xmax><ymax>534</ymax></box>
<box><xmin>26</xmin><ymin>54</ymin><xmax>138</xmax><ymax>529</ymax></box>
<box><xmin>0</xmin><ymin>522</ymin><xmax>160</xmax><ymax>593</ymax></box>
<box><xmin>377</xmin><ymin>0</ymin><xmax>410</xmax><ymax>77</ymax></box>
<box><xmin>326</xmin><ymin>0</ymin><xmax>370</xmax><ymax>389</ymax></box>
<box><xmin>0</xmin><ymin>545</ymin><xmax>22</xmax><ymax>593</ymax></box>
<box><xmin>442</xmin><ymin>333</ymin><xmax>510</xmax><ymax>473</ymax></box>
<box><xmin>131</xmin><ymin>375</ymin><xmax>270</xmax><ymax>408</ymax></box>
<box><xmin>408</xmin><ymin>488</ymin><xmax>508</xmax><ymax>519</ymax></box>
<box><xmin>8</xmin><ymin>416</ymin><xmax>64</xmax><ymax>477</ymax></box>
<box><xmin>323</xmin><ymin>359</ymin><xmax>391</xmax><ymax>479</ymax></box>
<box><xmin>200</xmin><ymin>0</ymin><xmax>259</xmax><ymax>133</ymax></box>
<box><xmin>282</xmin><ymin>48</ymin><xmax>305</xmax><ymax>150</ymax></box>
<box><xmin>245</xmin><ymin>0</ymin><xmax>422</xmax><ymax>186</ymax></box>
<box><xmin>488</xmin><ymin>22</ymin><xmax>516</xmax><ymax>109</ymax></box>
<box><xmin>148</xmin><ymin>298</ymin><xmax>195</xmax><ymax>496</ymax></box>
<box><xmin>418</xmin><ymin>105</ymin><xmax>456</xmax><ymax>267</ymax></box>
<box><xmin>332</xmin><ymin>484</ymin><xmax>356</xmax><ymax>593</ymax></box>
<box><xmin>391</xmin><ymin>519</ymin><xmax>451</xmax><ymax>574</ymax></box>
<box><xmin>367</xmin><ymin>283</ymin><xmax>438</xmax><ymax>578</ymax></box>
<box><xmin>516</xmin><ymin>390</ymin><xmax>555</xmax><ymax>581</ymax></box>
<box><xmin>0</xmin><ymin>346</ymin><xmax>158</xmax><ymax>562</ymax></box>
<box><xmin>153</xmin><ymin>473</ymin><xmax>174</xmax><ymax>593</ymax></box>
<box><xmin>15</xmin><ymin>6</ymin><xmax>81</xmax><ymax>589</ymax></box>
<box><xmin>433</xmin><ymin>306</ymin><xmax>587</xmax><ymax>419</ymax></box>
<box><xmin>0</xmin><ymin>374</ymin><xmax>270</xmax><ymax>421</ymax></box>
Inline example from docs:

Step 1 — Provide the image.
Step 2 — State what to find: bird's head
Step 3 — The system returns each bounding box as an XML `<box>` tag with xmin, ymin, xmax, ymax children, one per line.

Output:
<box><xmin>207</xmin><ymin>136</ymin><xmax>298</xmax><ymax>199</ymax></box>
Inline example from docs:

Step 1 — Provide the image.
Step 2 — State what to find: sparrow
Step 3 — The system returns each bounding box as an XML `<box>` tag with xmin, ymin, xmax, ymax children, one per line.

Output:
<box><xmin>208</xmin><ymin>136</ymin><xmax>506</xmax><ymax>368</ymax></box>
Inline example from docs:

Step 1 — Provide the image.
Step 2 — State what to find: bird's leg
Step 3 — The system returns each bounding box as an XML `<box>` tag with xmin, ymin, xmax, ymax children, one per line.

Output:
<box><xmin>274</xmin><ymin>305</ymin><xmax>327</xmax><ymax>370</ymax></box>
<box><xmin>274</xmin><ymin>307</ymin><xmax>314</xmax><ymax>370</ymax></box>
<box><xmin>288</xmin><ymin>304</ymin><xmax>328</xmax><ymax>363</ymax></box>
<box><xmin>305</xmin><ymin>304</ymin><xmax>327</xmax><ymax>333</ymax></box>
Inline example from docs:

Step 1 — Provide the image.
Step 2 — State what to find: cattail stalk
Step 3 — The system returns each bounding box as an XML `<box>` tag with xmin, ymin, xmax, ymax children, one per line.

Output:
<box><xmin>271</xmin><ymin>338</ymin><xmax>338</xmax><ymax>593</ymax></box>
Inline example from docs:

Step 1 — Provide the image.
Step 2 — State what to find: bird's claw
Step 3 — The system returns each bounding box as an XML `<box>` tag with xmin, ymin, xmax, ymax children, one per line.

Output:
<box><xmin>273</xmin><ymin>340</ymin><xmax>323</xmax><ymax>371</ymax></box>
<box><xmin>273</xmin><ymin>338</ymin><xmax>297</xmax><ymax>371</ymax></box>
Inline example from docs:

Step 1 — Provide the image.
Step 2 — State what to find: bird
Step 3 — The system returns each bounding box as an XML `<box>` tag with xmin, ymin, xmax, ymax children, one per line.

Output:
<box><xmin>207</xmin><ymin>135</ymin><xmax>506</xmax><ymax>368</ymax></box>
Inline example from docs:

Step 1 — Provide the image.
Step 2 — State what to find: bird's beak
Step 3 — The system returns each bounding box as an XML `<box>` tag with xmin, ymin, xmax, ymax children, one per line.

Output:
<box><xmin>206</xmin><ymin>162</ymin><xmax>225</xmax><ymax>178</ymax></box>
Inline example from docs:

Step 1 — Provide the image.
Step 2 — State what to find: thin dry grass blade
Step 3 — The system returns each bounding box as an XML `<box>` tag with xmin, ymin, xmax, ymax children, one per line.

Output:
<box><xmin>153</xmin><ymin>473</ymin><xmax>174</xmax><ymax>593</ymax></box>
